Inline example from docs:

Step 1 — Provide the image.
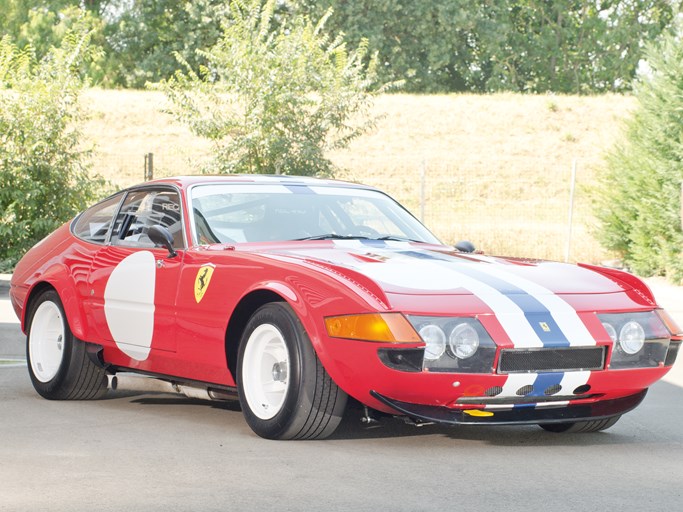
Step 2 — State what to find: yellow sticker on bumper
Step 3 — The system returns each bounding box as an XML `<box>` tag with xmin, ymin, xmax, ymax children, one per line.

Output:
<box><xmin>463</xmin><ymin>409</ymin><xmax>494</xmax><ymax>417</ymax></box>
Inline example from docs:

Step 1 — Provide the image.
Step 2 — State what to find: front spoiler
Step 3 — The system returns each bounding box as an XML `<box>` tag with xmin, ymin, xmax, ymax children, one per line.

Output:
<box><xmin>370</xmin><ymin>389</ymin><xmax>648</xmax><ymax>425</ymax></box>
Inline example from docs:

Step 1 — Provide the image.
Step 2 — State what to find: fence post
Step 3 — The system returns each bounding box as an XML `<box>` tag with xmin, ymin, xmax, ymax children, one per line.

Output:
<box><xmin>144</xmin><ymin>153</ymin><xmax>154</xmax><ymax>181</ymax></box>
<box><xmin>565</xmin><ymin>159</ymin><xmax>577</xmax><ymax>263</ymax></box>
<box><xmin>420</xmin><ymin>159</ymin><xmax>426</xmax><ymax>222</ymax></box>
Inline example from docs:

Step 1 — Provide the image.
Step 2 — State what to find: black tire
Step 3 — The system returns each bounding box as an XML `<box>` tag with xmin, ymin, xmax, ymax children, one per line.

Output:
<box><xmin>26</xmin><ymin>289</ymin><xmax>108</xmax><ymax>400</ymax></box>
<box><xmin>236</xmin><ymin>302</ymin><xmax>347</xmax><ymax>440</ymax></box>
<box><xmin>539</xmin><ymin>415</ymin><xmax>621</xmax><ymax>433</ymax></box>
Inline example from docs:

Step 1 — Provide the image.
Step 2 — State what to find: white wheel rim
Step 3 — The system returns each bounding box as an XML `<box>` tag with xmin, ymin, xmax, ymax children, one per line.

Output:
<box><xmin>29</xmin><ymin>301</ymin><xmax>65</xmax><ymax>382</ymax></box>
<box><xmin>242</xmin><ymin>324</ymin><xmax>291</xmax><ymax>420</ymax></box>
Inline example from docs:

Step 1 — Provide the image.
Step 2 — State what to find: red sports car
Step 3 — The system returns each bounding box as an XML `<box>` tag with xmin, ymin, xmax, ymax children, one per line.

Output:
<box><xmin>9</xmin><ymin>175</ymin><xmax>682</xmax><ymax>439</ymax></box>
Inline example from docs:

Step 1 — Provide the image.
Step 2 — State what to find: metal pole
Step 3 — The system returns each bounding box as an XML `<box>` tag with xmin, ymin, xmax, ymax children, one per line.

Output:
<box><xmin>565</xmin><ymin>159</ymin><xmax>577</xmax><ymax>263</ymax></box>
<box><xmin>420</xmin><ymin>159</ymin><xmax>426</xmax><ymax>222</ymax></box>
<box><xmin>144</xmin><ymin>153</ymin><xmax>154</xmax><ymax>181</ymax></box>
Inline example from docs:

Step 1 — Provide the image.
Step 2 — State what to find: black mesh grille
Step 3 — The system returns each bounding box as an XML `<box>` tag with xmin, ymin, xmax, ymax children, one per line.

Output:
<box><xmin>498</xmin><ymin>347</ymin><xmax>605</xmax><ymax>374</ymax></box>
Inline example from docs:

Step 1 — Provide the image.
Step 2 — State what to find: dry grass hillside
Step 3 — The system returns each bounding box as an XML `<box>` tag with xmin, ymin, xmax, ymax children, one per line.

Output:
<box><xmin>81</xmin><ymin>89</ymin><xmax>635</xmax><ymax>263</ymax></box>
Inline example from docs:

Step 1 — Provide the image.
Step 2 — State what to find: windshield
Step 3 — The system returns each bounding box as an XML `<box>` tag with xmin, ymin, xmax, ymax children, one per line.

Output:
<box><xmin>189</xmin><ymin>183</ymin><xmax>441</xmax><ymax>245</ymax></box>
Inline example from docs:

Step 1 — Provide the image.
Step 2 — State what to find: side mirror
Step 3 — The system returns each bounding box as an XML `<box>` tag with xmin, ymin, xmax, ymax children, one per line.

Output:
<box><xmin>148</xmin><ymin>225</ymin><xmax>178</xmax><ymax>258</ymax></box>
<box><xmin>454</xmin><ymin>240</ymin><xmax>476</xmax><ymax>253</ymax></box>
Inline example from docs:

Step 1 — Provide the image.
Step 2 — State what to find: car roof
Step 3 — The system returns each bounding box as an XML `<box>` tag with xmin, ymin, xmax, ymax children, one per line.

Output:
<box><xmin>139</xmin><ymin>174</ymin><xmax>377</xmax><ymax>191</ymax></box>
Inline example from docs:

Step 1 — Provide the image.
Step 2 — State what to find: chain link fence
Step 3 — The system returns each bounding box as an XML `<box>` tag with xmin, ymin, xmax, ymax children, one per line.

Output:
<box><xmin>98</xmin><ymin>152</ymin><xmax>607</xmax><ymax>264</ymax></box>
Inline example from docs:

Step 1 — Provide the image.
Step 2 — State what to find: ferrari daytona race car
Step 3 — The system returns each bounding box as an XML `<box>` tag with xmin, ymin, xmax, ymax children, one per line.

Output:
<box><xmin>9</xmin><ymin>175</ymin><xmax>682</xmax><ymax>439</ymax></box>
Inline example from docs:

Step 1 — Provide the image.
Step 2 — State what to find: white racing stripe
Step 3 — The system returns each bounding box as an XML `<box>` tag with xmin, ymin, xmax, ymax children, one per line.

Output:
<box><xmin>355</xmin><ymin>256</ymin><xmax>546</xmax><ymax>347</ymax></box>
<box><xmin>498</xmin><ymin>373</ymin><xmax>539</xmax><ymax>397</ymax></box>
<box><xmin>469</xmin><ymin>264</ymin><xmax>596</xmax><ymax>347</ymax></box>
<box><xmin>558</xmin><ymin>371</ymin><xmax>591</xmax><ymax>395</ymax></box>
<box><xmin>329</xmin><ymin>244</ymin><xmax>596</xmax><ymax>348</ymax></box>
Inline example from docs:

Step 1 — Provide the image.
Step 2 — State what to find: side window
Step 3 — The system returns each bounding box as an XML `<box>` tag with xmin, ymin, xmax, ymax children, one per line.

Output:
<box><xmin>111</xmin><ymin>189</ymin><xmax>184</xmax><ymax>249</ymax></box>
<box><xmin>72</xmin><ymin>194</ymin><xmax>124</xmax><ymax>244</ymax></box>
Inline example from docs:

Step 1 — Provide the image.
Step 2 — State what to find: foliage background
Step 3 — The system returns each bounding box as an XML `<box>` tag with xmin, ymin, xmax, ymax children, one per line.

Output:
<box><xmin>1</xmin><ymin>1</ymin><xmax>678</xmax><ymax>93</ymax></box>
<box><xmin>3</xmin><ymin>0</ymin><xmax>683</xmax><ymax>279</ymax></box>
<box><xmin>157</xmin><ymin>0</ymin><xmax>383</xmax><ymax>176</ymax></box>
<box><xmin>0</xmin><ymin>27</ymin><xmax>107</xmax><ymax>271</ymax></box>
<box><xmin>596</xmin><ymin>25</ymin><xmax>683</xmax><ymax>281</ymax></box>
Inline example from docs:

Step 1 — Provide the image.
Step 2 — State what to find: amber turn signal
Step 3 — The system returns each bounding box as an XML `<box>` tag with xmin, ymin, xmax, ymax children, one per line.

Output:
<box><xmin>325</xmin><ymin>313</ymin><xmax>422</xmax><ymax>343</ymax></box>
<box><xmin>657</xmin><ymin>309</ymin><xmax>683</xmax><ymax>337</ymax></box>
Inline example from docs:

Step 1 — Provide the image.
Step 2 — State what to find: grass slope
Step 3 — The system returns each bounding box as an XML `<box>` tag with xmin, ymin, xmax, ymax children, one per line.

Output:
<box><xmin>82</xmin><ymin>89</ymin><xmax>634</xmax><ymax>262</ymax></box>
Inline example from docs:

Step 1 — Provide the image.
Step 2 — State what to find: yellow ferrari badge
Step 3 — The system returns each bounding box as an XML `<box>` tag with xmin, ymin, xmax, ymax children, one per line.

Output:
<box><xmin>194</xmin><ymin>264</ymin><xmax>215</xmax><ymax>303</ymax></box>
<box><xmin>539</xmin><ymin>322</ymin><xmax>551</xmax><ymax>332</ymax></box>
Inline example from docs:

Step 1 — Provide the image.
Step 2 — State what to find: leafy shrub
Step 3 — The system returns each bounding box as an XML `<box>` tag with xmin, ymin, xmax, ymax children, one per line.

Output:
<box><xmin>156</xmin><ymin>0</ymin><xmax>388</xmax><ymax>177</ymax></box>
<box><xmin>0</xmin><ymin>26</ymin><xmax>107</xmax><ymax>272</ymax></box>
<box><xmin>595</xmin><ymin>28</ymin><xmax>683</xmax><ymax>280</ymax></box>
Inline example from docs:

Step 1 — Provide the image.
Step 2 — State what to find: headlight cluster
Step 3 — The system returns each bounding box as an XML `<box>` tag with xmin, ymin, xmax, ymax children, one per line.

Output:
<box><xmin>598</xmin><ymin>311</ymin><xmax>671</xmax><ymax>369</ymax></box>
<box><xmin>407</xmin><ymin>316</ymin><xmax>496</xmax><ymax>373</ymax></box>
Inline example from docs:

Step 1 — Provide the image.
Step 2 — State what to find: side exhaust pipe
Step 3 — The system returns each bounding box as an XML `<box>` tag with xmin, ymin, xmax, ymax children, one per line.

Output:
<box><xmin>108</xmin><ymin>374</ymin><xmax>237</xmax><ymax>401</ymax></box>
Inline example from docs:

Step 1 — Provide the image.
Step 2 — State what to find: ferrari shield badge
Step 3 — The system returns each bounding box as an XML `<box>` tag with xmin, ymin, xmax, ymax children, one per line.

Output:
<box><xmin>194</xmin><ymin>264</ymin><xmax>215</xmax><ymax>303</ymax></box>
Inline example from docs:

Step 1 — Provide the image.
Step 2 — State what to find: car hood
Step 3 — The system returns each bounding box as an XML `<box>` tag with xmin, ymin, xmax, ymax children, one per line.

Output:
<box><xmin>256</xmin><ymin>240</ymin><xmax>629</xmax><ymax>297</ymax></box>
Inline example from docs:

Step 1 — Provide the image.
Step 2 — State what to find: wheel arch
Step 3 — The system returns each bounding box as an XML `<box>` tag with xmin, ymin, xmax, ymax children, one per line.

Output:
<box><xmin>22</xmin><ymin>269</ymin><xmax>88</xmax><ymax>341</ymax></box>
<box><xmin>225</xmin><ymin>289</ymin><xmax>288</xmax><ymax>378</ymax></box>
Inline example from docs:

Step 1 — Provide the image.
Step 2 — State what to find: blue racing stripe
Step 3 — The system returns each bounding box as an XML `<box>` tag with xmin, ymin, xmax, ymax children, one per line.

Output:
<box><xmin>513</xmin><ymin>372</ymin><xmax>564</xmax><ymax>408</ymax></box>
<box><xmin>529</xmin><ymin>372</ymin><xmax>564</xmax><ymax>397</ymax></box>
<box><xmin>453</xmin><ymin>265</ymin><xmax>571</xmax><ymax>348</ymax></box>
<box><xmin>396</xmin><ymin>249</ymin><xmax>571</xmax><ymax>348</ymax></box>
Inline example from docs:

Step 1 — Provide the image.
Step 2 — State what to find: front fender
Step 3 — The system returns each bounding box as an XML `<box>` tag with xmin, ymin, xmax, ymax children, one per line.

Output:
<box><xmin>578</xmin><ymin>263</ymin><xmax>657</xmax><ymax>306</ymax></box>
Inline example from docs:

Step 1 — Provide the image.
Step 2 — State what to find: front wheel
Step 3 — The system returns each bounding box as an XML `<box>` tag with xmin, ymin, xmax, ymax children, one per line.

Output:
<box><xmin>26</xmin><ymin>289</ymin><xmax>108</xmax><ymax>400</ymax></box>
<box><xmin>539</xmin><ymin>415</ymin><xmax>621</xmax><ymax>433</ymax></box>
<box><xmin>237</xmin><ymin>302</ymin><xmax>347</xmax><ymax>440</ymax></box>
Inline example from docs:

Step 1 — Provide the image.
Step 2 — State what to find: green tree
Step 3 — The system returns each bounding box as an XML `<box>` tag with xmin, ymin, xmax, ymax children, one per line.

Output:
<box><xmin>0</xmin><ymin>2</ymin><xmax>108</xmax><ymax>83</ymax></box>
<box><xmin>0</xmin><ymin>26</ymin><xmax>107</xmax><ymax>271</ymax></box>
<box><xmin>296</xmin><ymin>0</ymin><xmax>676</xmax><ymax>93</ymax></box>
<box><xmin>157</xmin><ymin>0</ymin><xmax>384</xmax><ymax>176</ymax></box>
<box><xmin>595</xmin><ymin>26</ymin><xmax>683</xmax><ymax>280</ymax></box>
<box><xmin>103</xmin><ymin>0</ymin><xmax>230</xmax><ymax>88</ymax></box>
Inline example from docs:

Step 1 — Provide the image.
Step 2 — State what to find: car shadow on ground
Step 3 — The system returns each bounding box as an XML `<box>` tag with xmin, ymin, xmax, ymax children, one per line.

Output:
<box><xmin>110</xmin><ymin>390</ymin><xmax>671</xmax><ymax>447</ymax></box>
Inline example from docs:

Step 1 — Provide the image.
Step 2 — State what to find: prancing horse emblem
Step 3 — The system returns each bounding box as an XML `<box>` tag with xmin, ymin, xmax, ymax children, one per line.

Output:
<box><xmin>539</xmin><ymin>322</ymin><xmax>551</xmax><ymax>332</ymax></box>
<box><xmin>194</xmin><ymin>264</ymin><xmax>216</xmax><ymax>303</ymax></box>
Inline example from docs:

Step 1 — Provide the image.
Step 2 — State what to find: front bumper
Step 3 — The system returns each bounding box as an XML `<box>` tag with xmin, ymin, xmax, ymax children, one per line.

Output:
<box><xmin>370</xmin><ymin>388</ymin><xmax>648</xmax><ymax>425</ymax></box>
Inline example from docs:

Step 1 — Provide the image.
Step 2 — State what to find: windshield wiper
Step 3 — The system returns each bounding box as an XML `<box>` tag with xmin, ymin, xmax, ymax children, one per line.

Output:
<box><xmin>294</xmin><ymin>234</ymin><xmax>372</xmax><ymax>241</ymax></box>
<box><xmin>294</xmin><ymin>234</ymin><xmax>423</xmax><ymax>243</ymax></box>
<box><xmin>376</xmin><ymin>235</ymin><xmax>423</xmax><ymax>243</ymax></box>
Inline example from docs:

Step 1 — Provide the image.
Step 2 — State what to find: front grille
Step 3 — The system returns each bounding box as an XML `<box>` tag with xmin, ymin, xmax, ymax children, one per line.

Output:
<box><xmin>498</xmin><ymin>347</ymin><xmax>605</xmax><ymax>374</ymax></box>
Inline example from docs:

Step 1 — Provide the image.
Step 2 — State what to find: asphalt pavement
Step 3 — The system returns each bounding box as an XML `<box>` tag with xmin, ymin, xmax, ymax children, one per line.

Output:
<box><xmin>1</xmin><ymin>273</ymin><xmax>683</xmax><ymax>511</ymax></box>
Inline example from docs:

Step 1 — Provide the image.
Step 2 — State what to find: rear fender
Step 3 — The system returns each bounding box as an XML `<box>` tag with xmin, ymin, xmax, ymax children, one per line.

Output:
<box><xmin>22</xmin><ymin>264</ymin><xmax>89</xmax><ymax>340</ymax></box>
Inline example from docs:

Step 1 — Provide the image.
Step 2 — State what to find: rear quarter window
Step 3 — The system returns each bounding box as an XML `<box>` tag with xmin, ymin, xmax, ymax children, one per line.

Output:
<box><xmin>71</xmin><ymin>193</ymin><xmax>124</xmax><ymax>244</ymax></box>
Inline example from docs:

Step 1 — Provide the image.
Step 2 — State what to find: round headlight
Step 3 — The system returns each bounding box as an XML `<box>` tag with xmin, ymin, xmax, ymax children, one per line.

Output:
<box><xmin>602</xmin><ymin>322</ymin><xmax>617</xmax><ymax>343</ymax></box>
<box><xmin>448</xmin><ymin>323</ymin><xmax>480</xmax><ymax>359</ymax></box>
<box><xmin>419</xmin><ymin>324</ymin><xmax>446</xmax><ymax>361</ymax></box>
<box><xmin>619</xmin><ymin>321</ymin><xmax>645</xmax><ymax>355</ymax></box>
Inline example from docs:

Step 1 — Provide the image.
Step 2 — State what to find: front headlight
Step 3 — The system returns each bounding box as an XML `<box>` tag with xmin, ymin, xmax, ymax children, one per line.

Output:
<box><xmin>449</xmin><ymin>323</ymin><xmax>480</xmax><ymax>359</ymax></box>
<box><xmin>408</xmin><ymin>316</ymin><xmax>496</xmax><ymax>373</ymax></box>
<box><xmin>419</xmin><ymin>324</ymin><xmax>446</xmax><ymax>361</ymax></box>
<box><xmin>598</xmin><ymin>311</ymin><xmax>670</xmax><ymax>369</ymax></box>
<box><xmin>618</xmin><ymin>321</ymin><xmax>645</xmax><ymax>355</ymax></box>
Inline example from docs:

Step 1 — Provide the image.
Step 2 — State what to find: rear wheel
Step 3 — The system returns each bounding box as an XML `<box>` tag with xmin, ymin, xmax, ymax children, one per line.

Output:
<box><xmin>539</xmin><ymin>415</ymin><xmax>621</xmax><ymax>433</ymax></box>
<box><xmin>27</xmin><ymin>290</ymin><xmax>108</xmax><ymax>400</ymax></box>
<box><xmin>237</xmin><ymin>302</ymin><xmax>347</xmax><ymax>440</ymax></box>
